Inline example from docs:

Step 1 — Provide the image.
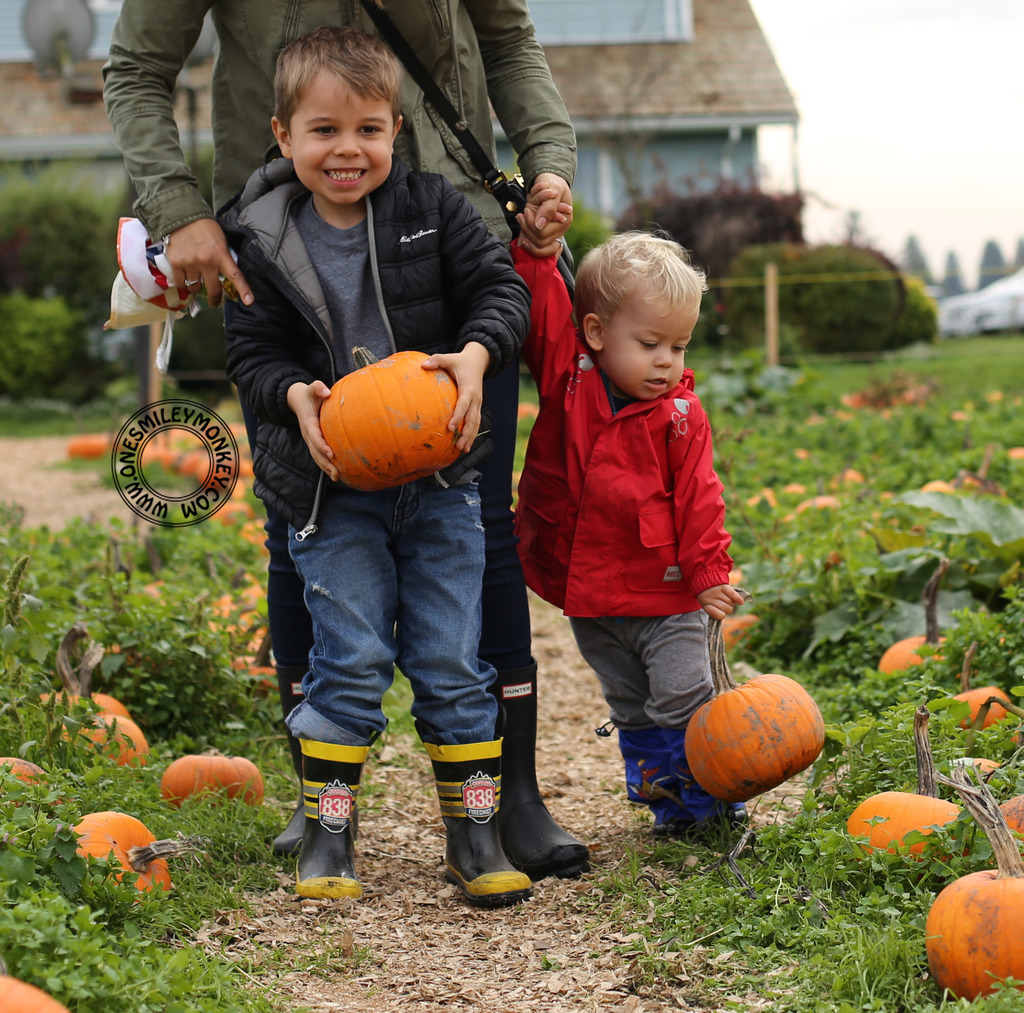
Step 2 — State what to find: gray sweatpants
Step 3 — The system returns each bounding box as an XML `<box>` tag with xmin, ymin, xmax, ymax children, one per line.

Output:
<box><xmin>568</xmin><ymin>611</ymin><xmax>713</xmax><ymax>731</ymax></box>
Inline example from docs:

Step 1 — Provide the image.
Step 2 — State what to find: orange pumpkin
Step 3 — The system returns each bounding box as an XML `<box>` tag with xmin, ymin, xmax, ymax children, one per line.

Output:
<box><xmin>846</xmin><ymin>706</ymin><xmax>961</xmax><ymax>855</ymax></box>
<box><xmin>952</xmin><ymin>639</ymin><xmax>1014</xmax><ymax>730</ymax></box>
<box><xmin>319</xmin><ymin>347</ymin><xmax>461</xmax><ymax>491</ymax></box>
<box><xmin>74</xmin><ymin>811</ymin><xmax>172</xmax><ymax>892</ymax></box>
<box><xmin>878</xmin><ymin>558</ymin><xmax>949</xmax><ymax>672</ymax></box>
<box><xmin>953</xmin><ymin>686</ymin><xmax>1011</xmax><ymax>730</ymax></box>
<box><xmin>999</xmin><ymin>795</ymin><xmax>1024</xmax><ymax>834</ymax></box>
<box><xmin>66</xmin><ymin>434</ymin><xmax>109</xmax><ymax>460</ymax></box>
<box><xmin>0</xmin><ymin>758</ymin><xmax>44</xmax><ymax>784</ymax></box>
<box><xmin>0</xmin><ymin>975</ymin><xmax>70</xmax><ymax>1012</ymax></box>
<box><xmin>878</xmin><ymin>635</ymin><xmax>940</xmax><ymax>673</ymax></box>
<box><xmin>71</xmin><ymin>713</ymin><xmax>150</xmax><ymax>767</ymax></box>
<box><xmin>926</xmin><ymin>767</ymin><xmax>1024</xmax><ymax>999</ymax></box>
<box><xmin>160</xmin><ymin>753</ymin><xmax>264</xmax><ymax>807</ymax></box>
<box><xmin>686</xmin><ymin>598</ymin><xmax>825</xmax><ymax>803</ymax></box>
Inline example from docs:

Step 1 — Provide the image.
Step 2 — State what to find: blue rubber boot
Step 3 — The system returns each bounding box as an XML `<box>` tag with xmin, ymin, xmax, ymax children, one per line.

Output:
<box><xmin>618</xmin><ymin>727</ymin><xmax>746</xmax><ymax>839</ymax></box>
<box><xmin>618</xmin><ymin>727</ymin><xmax>691</xmax><ymax>833</ymax></box>
<box><xmin>662</xmin><ymin>726</ymin><xmax>747</xmax><ymax>839</ymax></box>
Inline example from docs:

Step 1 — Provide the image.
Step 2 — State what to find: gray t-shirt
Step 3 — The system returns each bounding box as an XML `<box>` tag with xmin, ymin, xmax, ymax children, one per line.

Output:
<box><xmin>293</xmin><ymin>195</ymin><xmax>392</xmax><ymax>376</ymax></box>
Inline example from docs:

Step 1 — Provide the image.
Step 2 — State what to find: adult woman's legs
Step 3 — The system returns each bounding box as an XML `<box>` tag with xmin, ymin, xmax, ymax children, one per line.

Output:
<box><xmin>238</xmin><ymin>394</ymin><xmax>313</xmax><ymax>855</ymax></box>
<box><xmin>478</xmin><ymin>364</ymin><xmax>590</xmax><ymax>880</ymax></box>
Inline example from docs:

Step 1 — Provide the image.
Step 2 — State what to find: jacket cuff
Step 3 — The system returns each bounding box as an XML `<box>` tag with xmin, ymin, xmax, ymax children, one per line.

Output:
<box><xmin>134</xmin><ymin>184</ymin><xmax>214</xmax><ymax>241</ymax></box>
<box><xmin>687</xmin><ymin>567</ymin><xmax>734</xmax><ymax>597</ymax></box>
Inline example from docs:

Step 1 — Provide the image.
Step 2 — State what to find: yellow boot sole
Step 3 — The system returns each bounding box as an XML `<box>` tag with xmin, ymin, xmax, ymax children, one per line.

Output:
<box><xmin>296</xmin><ymin>874</ymin><xmax>362</xmax><ymax>900</ymax></box>
<box><xmin>445</xmin><ymin>865</ymin><xmax>533</xmax><ymax>908</ymax></box>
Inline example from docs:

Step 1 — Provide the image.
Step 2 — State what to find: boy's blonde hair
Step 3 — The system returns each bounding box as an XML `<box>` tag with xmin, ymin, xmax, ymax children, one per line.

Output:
<box><xmin>274</xmin><ymin>26</ymin><xmax>403</xmax><ymax>128</ymax></box>
<box><xmin>575</xmin><ymin>231</ymin><xmax>708</xmax><ymax>324</ymax></box>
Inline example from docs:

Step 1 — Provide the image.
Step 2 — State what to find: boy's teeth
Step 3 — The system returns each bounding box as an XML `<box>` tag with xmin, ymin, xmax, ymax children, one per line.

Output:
<box><xmin>328</xmin><ymin>169</ymin><xmax>361</xmax><ymax>180</ymax></box>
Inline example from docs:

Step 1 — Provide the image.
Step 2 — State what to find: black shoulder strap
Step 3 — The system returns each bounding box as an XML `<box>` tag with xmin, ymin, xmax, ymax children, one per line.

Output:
<box><xmin>358</xmin><ymin>0</ymin><xmax>500</xmax><ymax>188</ymax></box>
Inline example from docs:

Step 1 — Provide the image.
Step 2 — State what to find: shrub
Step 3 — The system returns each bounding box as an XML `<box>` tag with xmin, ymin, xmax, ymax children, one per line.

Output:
<box><xmin>725</xmin><ymin>243</ymin><xmax>905</xmax><ymax>355</ymax></box>
<box><xmin>0</xmin><ymin>164</ymin><xmax>124</xmax><ymax>323</ymax></box>
<box><xmin>888</xmin><ymin>275</ymin><xmax>938</xmax><ymax>348</ymax></box>
<box><xmin>564</xmin><ymin>200</ymin><xmax>614</xmax><ymax>268</ymax></box>
<box><xmin>616</xmin><ymin>182</ymin><xmax>804</xmax><ymax>283</ymax></box>
<box><xmin>0</xmin><ymin>292</ymin><xmax>80</xmax><ymax>399</ymax></box>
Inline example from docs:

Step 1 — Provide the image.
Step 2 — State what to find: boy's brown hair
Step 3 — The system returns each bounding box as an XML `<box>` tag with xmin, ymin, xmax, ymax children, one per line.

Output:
<box><xmin>575</xmin><ymin>231</ymin><xmax>708</xmax><ymax>325</ymax></box>
<box><xmin>274</xmin><ymin>26</ymin><xmax>403</xmax><ymax>127</ymax></box>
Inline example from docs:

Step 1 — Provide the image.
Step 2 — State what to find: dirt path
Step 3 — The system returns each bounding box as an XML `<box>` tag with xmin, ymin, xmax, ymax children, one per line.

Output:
<box><xmin>2</xmin><ymin>434</ymin><xmax>795</xmax><ymax>1012</ymax></box>
<box><xmin>0</xmin><ymin>435</ymin><xmax>136</xmax><ymax>529</ymax></box>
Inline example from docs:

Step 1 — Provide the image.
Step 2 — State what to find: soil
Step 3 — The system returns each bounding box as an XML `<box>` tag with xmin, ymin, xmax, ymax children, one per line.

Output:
<box><xmin>2</xmin><ymin>434</ymin><xmax>802</xmax><ymax>1012</ymax></box>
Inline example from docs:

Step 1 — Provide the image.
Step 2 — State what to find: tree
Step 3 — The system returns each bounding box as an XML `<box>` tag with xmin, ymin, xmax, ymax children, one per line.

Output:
<box><xmin>900</xmin><ymin>235</ymin><xmax>933</xmax><ymax>285</ymax></box>
<box><xmin>977</xmin><ymin>239</ymin><xmax>1005</xmax><ymax>290</ymax></box>
<box><xmin>941</xmin><ymin>251</ymin><xmax>966</xmax><ymax>298</ymax></box>
<box><xmin>1015</xmin><ymin>238</ymin><xmax>1024</xmax><ymax>270</ymax></box>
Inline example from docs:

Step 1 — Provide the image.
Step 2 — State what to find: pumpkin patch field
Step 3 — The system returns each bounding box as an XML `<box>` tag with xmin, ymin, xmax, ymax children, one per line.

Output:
<box><xmin>3</xmin><ymin>336</ymin><xmax>1024</xmax><ymax>1012</ymax></box>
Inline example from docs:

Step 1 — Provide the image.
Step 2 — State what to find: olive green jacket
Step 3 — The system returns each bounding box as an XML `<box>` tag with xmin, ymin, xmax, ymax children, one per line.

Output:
<box><xmin>102</xmin><ymin>0</ymin><xmax>576</xmax><ymax>243</ymax></box>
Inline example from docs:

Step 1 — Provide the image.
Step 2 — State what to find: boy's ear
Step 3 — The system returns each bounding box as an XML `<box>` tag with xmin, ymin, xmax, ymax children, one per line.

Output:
<box><xmin>271</xmin><ymin>116</ymin><xmax>292</xmax><ymax>157</ymax></box>
<box><xmin>581</xmin><ymin>312</ymin><xmax>605</xmax><ymax>352</ymax></box>
<box><xmin>392</xmin><ymin>114</ymin><xmax>403</xmax><ymax>142</ymax></box>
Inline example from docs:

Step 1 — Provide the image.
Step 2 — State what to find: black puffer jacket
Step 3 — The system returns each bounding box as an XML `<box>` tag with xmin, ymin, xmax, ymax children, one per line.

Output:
<box><xmin>219</xmin><ymin>157</ymin><xmax>530</xmax><ymax>532</ymax></box>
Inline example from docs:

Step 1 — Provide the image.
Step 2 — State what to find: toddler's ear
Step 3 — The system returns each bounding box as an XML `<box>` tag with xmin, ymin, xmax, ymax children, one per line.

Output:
<box><xmin>580</xmin><ymin>312</ymin><xmax>605</xmax><ymax>352</ymax></box>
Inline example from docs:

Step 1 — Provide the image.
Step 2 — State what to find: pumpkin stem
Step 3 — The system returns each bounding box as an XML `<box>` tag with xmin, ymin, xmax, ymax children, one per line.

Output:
<box><xmin>351</xmin><ymin>346</ymin><xmax>380</xmax><ymax>369</ymax></box>
<box><xmin>959</xmin><ymin>641</ymin><xmax>978</xmax><ymax>693</ymax></box>
<box><xmin>55</xmin><ymin>623</ymin><xmax>105</xmax><ymax>698</ymax></box>
<box><xmin>706</xmin><ymin>589</ymin><xmax>754</xmax><ymax>695</ymax></box>
<box><xmin>127</xmin><ymin>833</ymin><xmax>208</xmax><ymax>873</ymax></box>
<box><xmin>913</xmin><ymin>704</ymin><xmax>939</xmax><ymax>798</ymax></box>
<box><xmin>937</xmin><ymin>765</ymin><xmax>1024</xmax><ymax>879</ymax></box>
<box><xmin>922</xmin><ymin>557</ymin><xmax>949</xmax><ymax>645</ymax></box>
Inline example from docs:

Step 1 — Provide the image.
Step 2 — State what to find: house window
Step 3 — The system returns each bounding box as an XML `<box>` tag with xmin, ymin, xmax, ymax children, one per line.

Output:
<box><xmin>530</xmin><ymin>0</ymin><xmax>695</xmax><ymax>45</ymax></box>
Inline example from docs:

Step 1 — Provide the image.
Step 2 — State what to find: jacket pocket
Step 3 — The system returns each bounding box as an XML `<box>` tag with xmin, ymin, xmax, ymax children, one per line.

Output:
<box><xmin>515</xmin><ymin>470</ymin><xmax>567</xmax><ymax>569</ymax></box>
<box><xmin>624</xmin><ymin>506</ymin><xmax>682</xmax><ymax>592</ymax></box>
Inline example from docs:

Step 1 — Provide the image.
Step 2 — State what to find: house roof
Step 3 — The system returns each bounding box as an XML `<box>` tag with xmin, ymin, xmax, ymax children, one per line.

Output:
<box><xmin>0</xmin><ymin>0</ymin><xmax>796</xmax><ymax>161</ymax></box>
<box><xmin>543</xmin><ymin>0</ymin><xmax>798</xmax><ymax>132</ymax></box>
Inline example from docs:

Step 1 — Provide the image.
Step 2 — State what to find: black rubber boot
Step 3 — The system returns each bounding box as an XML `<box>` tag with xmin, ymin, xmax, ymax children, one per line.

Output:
<box><xmin>492</xmin><ymin>663</ymin><xmax>590</xmax><ymax>880</ymax></box>
<box><xmin>426</xmin><ymin>740</ymin><xmax>533</xmax><ymax>908</ymax></box>
<box><xmin>272</xmin><ymin>665</ymin><xmax>307</xmax><ymax>856</ymax></box>
<box><xmin>295</xmin><ymin>740</ymin><xmax>369</xmax><ymax>899</ymax></box>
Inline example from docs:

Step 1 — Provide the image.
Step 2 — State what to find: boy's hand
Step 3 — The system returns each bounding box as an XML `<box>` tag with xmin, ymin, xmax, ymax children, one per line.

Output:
<box><xmin>420</xmin><ymin>341</ymin><xmax>490</xmax><ymax>453</ymax></box>
<box><xmin>286</xmin><ymin>380</ymin><xmax>338</xmax><ymax>480</ymax></box>
<box><xmin>696</xmin><ymin>584</ymin><xmax>747</xmax><ymax>621</ymax></box>
<box><xmin>517</xmin><ymin>175</ymin><xmax>573</xmax><ymax>258</ymax></box>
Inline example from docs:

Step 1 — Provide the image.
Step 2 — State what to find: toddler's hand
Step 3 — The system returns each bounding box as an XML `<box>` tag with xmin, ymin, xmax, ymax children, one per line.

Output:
<box><xmin>517</xmin><ymin>175</ymin><xmax>573</xmax><ymax>258</ymax></box>
<box><xmin>421</xmin><ymin>341</ymin><xmax>490</xmax><ymax>453</ymax></box>
<box><xmin>696</xmin><ymin>584</ymin><xmax>747</xmax><ymax>621</ymax></box>
<box><xmin>286</xmin><ymin>380</ymin><xmax>338</xmax><ymax>480</ymax></box>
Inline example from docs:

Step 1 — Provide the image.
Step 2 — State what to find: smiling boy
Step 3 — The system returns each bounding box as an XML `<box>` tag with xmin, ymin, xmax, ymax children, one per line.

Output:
<box><xmin>219</xmin><ymin>26</ymin><xmax>532</xmax><ymax>907</ymax></box>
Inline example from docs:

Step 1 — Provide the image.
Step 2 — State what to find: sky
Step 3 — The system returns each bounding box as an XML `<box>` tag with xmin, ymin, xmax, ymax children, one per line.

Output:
<box><xmin>746</xmin><ymin>0</ymin><xmax>1024</xmax><ymax>290</ymax></box>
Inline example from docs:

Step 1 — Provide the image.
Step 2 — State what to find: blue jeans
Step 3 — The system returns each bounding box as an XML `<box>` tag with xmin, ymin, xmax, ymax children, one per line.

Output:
<box><xmin>237</xmin><ymin>360</ymin><xmax>529</xmax><ymax>673</ymax></box>
<box><xmin>285</xmin><ymin>479</ymin><xmax>499</xmax><ymax>748</ymax></box>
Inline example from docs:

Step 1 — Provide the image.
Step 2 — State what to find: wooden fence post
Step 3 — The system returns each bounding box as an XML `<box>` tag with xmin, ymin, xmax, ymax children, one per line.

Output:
<box><xmin>765</xmin><ymin>262</ymin><xmax>779</xmax><ymax>367</ymax></box>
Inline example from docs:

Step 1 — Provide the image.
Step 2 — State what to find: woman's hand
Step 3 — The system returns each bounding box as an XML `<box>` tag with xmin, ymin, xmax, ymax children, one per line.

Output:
<box><xmin>516</xmin><ymin>174</ymin><xmax>573</xmax><ymax>257</ymax></box>
<box><xmin>166</xmin><ymin>219</ymin><xmax>253</xmax><ymax>308</ymax></box>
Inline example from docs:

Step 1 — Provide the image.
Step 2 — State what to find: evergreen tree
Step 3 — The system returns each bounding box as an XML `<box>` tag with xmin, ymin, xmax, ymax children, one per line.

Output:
<box><xmin>900</xmin><ymin>235</ymin><xmax>933</xmax><ymax>285</ymax></box>
<box><xmin>978</xmin><ymin>239</ymin><xmax>1005</xmax><ymax>289</ymax></box>
<box><xmin>941</xmin><ymin>251</ymin><xmax>965</xmax><ymax>298</ymax></box>
<box><xmin>1015</xmin><ymin>238</ymin><xmax>1024</xmax><ymax>270</ymax></box>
